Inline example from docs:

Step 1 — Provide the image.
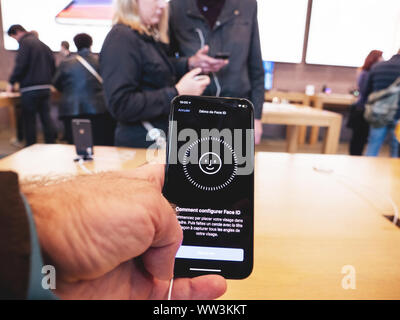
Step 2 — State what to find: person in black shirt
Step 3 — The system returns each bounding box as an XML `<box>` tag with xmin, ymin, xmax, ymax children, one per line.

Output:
<box><xmin>7</xmin><ymin>24</ymin><xmax>57</xmax><ymax>147</ymax></box>
<box><xmin>169</xmin><ymin>0</ymin><xmax>265</xmax><ymax>144</ymax></box>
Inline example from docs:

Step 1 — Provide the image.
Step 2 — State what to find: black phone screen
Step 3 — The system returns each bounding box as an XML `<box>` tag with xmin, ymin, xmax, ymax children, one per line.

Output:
<box><xmin>163</xmin><ymin>96</ymin><xmax>254</xmax><ymax>279</ymax></box>
<box><xmin>214</xmin><ymin>52</ymin><xmax>230</xmax><ymax>60</ymax></box>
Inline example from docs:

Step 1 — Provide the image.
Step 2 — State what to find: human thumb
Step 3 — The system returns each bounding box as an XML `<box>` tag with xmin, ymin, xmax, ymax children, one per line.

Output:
<box><xmin>198</xmin><ymin>45</ymin><xmax>209</xmax><ymax>55</ymax></box>
<box><xmin>186</xmin><ymin>67</ymin><xmax>202</xmax><ymax>78</ymax></box>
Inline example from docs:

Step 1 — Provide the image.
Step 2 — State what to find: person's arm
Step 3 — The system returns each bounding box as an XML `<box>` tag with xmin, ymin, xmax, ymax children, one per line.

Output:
<box><xmin>247</xmin><ymin>2</ymin><xmax>265</xmax><ymax>121</ymax></box>
<box><xmin>20</xmin><ymin>165</ymin><xmax>226</xmax><ymax>300</ymax></box>
<box><xmin>100</xmin><ymin>29</ymin><xmax>177</xmax><ymax>123</ymax></box>
<box><xmin>169</xmin><ymin>56</ymin><xmax>189</xmax><ymax>79</ymax></box>
<box><xmin>9</xmin><ymin>41</ymin><xmax>30</xmax><ymax>85</ymax></box>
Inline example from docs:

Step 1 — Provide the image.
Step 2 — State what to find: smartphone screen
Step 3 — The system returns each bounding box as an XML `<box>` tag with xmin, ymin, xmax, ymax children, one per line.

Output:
<box><xmin>55</xmin><ymin>0</ymin><xmax>113</xmax><ymax>26</ymax></box>
<box><xmin>72</xmin><ymin>119</ymin><xmax>94</xmax><ymax>158</ymax></box>
<box><xmin>163</xmin><ymin>96</ymin><xmax>254</xmax><ymax>279</ymax></box>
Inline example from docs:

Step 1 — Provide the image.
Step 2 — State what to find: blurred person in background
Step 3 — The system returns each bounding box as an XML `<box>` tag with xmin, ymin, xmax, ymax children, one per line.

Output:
<box><xmin>168</xmin><ymin>0</ymin><xmax>265</xmax><ymax>144</ymax></box>
<box><xmin>53</xmin><ymin>33</ymin><xmax>115</xmax><ymax>146</ymax></box>
<box><xmin>60</xmin><ymin>40</ymin><xmax>72</xmax><ymax>60</ymax></box>
<box><xmin>347</xmin><ymin>50</ymin><xmax>383</xmax><ymax>156</ymax></box>
<box><xmin>100</xmin><ymin>0</ymin><xmax>227</xmax><ymax>148</ymax></box>
<box><xmin>7</xmin><ymin>24</ymin><xmax>57</xmax><ymax>147</ymax></box>
<box><xmin>365</xmin><ymin>49</ymin><xmax>400</xmax><ymax>157</ymax></box>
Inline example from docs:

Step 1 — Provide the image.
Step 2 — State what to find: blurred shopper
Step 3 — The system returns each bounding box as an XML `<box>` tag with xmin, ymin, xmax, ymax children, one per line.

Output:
<box><xmin>60</xmin><ymin>40</ymin><xmax>72</xmax><ymax>59</ymax></box>
<box><xmin>100</xmin><ymin>0</ymin><xmax>217</xmax><ymax>148</ymax></box>
<box><xmin>168</xmin><ymin>0</ymin><xmax>265</xmax><ymax>144</ymax></box>
<box><xmin>53</xmin><ymin>33</ymin><xmax>115</xmax><ymax>146</ymax></box>
<box><xmin>347</xmin><ymin>50</ymin><xmax>383</xmax><ymax>156</ymax></box>
<box><xmin>7</xmin><ymin>24</ymin><xmax>56</xmax><ymax>146</ymax></box>
<box><xmin>365</xmin><ymin>49</ymin><xmax>400</xmax><ymax>157</ymax></box>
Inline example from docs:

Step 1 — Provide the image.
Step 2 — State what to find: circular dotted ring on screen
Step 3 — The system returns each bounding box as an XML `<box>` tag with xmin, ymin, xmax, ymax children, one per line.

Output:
<box><xmin>182</xmin><ymin>136</ymin><xmax>238</xmax><ymax>191</ymax></box>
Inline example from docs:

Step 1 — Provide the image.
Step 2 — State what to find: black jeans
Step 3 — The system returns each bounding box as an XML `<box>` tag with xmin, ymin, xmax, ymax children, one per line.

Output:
<box><xmin>347</xmin><ymin>104</ymin><xmax>370</xmax><ymax>156</ymax></box>
<box><xmin>349</xmin><ymin>119</ymin><xmax>370</xmax><ymax>155</ymax></box>
<box><xmin>20</xmin><ymin>90</ymin><xmax>56</xmax><ymax>146</ymax></box>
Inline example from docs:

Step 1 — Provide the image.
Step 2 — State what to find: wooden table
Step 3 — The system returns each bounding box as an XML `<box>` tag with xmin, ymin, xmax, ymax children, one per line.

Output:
<box><xmin>0</xmin><ymin>92</ymin><xmax>20</xmax><ymax>131</ymax></box>
<box><xmin>1</xmin><ymin>145</ymin><xmax>400</xmax><ymax>299</ymax></box>
<box><xmin>265</xmin><ymin>91</ymin><xmax>312</xmax><ymax>106</ymax></box>
<box><xmin>309</xmin><ymin>93</ymin><xmax>357</xmax><ymax>145</ymax></box>
<box><xmin>262</xmin><ymin>103</ymin><xmax>342</xmax><ymax>154</ymax></box>
<box><xmin>265</xmin><ymin>91</ymin><xmax>357</xmax><ymax>145</ymax></box>
<box><xmin>265</xmin><ymin>91</ymin><xmax>311</xmax><ymax>145</ymax></box>
<box><xmin>0</xmin><ymin>90</ymin><xmax>60</xmax><ymax>132</ymax></box>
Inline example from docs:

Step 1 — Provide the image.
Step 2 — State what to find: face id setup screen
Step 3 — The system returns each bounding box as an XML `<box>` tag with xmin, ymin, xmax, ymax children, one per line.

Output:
<box><xmin>163</xmin><ymin>97</ymin><xmax>254</xmax><ymax>278</ymax></box>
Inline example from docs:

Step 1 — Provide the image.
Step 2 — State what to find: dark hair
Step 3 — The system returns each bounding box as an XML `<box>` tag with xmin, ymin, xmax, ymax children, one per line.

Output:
<box><xmin>61</xmin><ymin>41</ymin><xmax>70</xmax><ymax>50</ymax></box>
<box><xmin>73</xmin><ymin>33</ymin><xmax>93</xmax><ymax>51</ymax></box>
<box><xmin>361</xmin><ymin>50</ymin><xmax>383</xmax><ymax>71</ymax></box>
<box><xmin>7</xmin><ymin>24</ymin><xmax>26</xmax><ymax>36</ymax></box>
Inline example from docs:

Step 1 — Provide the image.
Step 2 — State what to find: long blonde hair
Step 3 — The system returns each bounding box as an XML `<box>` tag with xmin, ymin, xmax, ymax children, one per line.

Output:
<box><xmin>113</xmin><ymin>0</ymin><xmax>169</xmax><ymax>43</ymax></box>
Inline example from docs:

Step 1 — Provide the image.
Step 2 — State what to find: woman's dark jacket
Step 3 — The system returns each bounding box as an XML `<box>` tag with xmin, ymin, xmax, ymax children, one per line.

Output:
<box><xmin>99</xmin><ymin>24</ymin><xmax>187</xmax><ymax>148</ymax></box>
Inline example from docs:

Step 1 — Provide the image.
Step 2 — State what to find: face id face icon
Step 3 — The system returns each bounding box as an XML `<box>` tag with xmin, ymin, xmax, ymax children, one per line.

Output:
<box><xmin>182</xmin><ymin>137</ymin><xmax>238</xmax><ymax>192</ymax></box>
<box><xmin>199</xmin><ymin>152</ymin><xmax>222</xmax><ymax>175</ymax></box>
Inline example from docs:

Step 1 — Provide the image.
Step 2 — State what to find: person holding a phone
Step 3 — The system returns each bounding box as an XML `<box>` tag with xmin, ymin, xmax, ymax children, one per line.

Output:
<box><xmin>0</xmin><ymin>164</ymin><xmax>226</xmax><ymax>299</ymax></box>
<box><xmin>100</xmin><ymin>0</ymin><xmax>226</xmax><ymax>148</ymax></box>
<box><xmin>168</xmin><ymin>0</ymin><xmax>265</xmax><ymax>145</ymax></box>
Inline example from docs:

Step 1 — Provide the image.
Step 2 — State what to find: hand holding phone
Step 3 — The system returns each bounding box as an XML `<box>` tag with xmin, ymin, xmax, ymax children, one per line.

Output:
<box><xmin>175</xmin><ymin>68</ymin><xmax>210</xmax><ymax>96</ymax></box>
<box><xmin>163</xmin><ymin>96</ymin><xmax>255</xmax><ymax>279</ymax></box>
<box><xmin>189</xmin><ymin>46</ymin><xmax>228</xmax><ymax>74</ymax></box>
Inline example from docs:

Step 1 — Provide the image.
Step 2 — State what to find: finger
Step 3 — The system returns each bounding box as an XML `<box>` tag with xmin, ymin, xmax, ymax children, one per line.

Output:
<box><xmin>141</xmin><ymin>196</ymin><xmax>183</xmax><ymax>280</ymax></box>
<box><xmin>199</xmin><ymin>45</ymin><xmax>209</xmax><ymax>54</ymax></box>
<box><xmin>199</xmin><ymin>77</ymin><xmax>211</xmax><ymax>87</ymax></box>
<box><xmin>202</xmin><ymin>56</ymin><xmax>222</xmax><ymax>65</ymax></box>
<box><xmin>186</xmin><ymin>67</ymin><xmax>203</xmax><ymax>78</ymax></box>
<box><xmin>169</xmin><ymin>275</ymin><xmax>227</xmax><ymax>300</ymax></box>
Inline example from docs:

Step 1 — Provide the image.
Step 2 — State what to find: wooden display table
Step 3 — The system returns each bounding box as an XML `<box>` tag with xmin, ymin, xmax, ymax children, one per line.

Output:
<box><xmin>262</xmin><ymin>103</ymin><xmax>342</xmax><ymax>154</ymax></box>
<box><xmin>309</xmin><ymin>93</ymin><xmax>357</xmax><ymax>145</ymax></box>
<box><xmin>1</xmin><ymin>145</ymin><xmax>399</xmax><ymax>299</ymax></box>
<box><xmin>265</xmin><ymin>91</ymin><xmax>357</xmax><ymax>145</ymax></box>
<box><xmin>0</xmin><ymin>92</ymin><xmax>20</xmax><ymax>131</ymax></box>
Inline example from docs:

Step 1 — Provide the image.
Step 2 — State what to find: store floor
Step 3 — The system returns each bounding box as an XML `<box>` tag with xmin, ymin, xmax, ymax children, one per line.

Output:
<box><xmin>0</xmin><ymin>127</ymin><xmax>391</xmax><ymax>159</ymax></box>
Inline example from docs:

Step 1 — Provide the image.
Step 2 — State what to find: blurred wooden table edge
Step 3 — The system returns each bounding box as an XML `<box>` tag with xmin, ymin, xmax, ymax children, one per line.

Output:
<box><xmin>262</xmin><ymin>103</ymin><xmax>342</xmax><ymax>154</ymax></box>
<box><xmin>265</xmin><ymin>91</ymin><xmax>356</xmax><ymax>146</ymax></box>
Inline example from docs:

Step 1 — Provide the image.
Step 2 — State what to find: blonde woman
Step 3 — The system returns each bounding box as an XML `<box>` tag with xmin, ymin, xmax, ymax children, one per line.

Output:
<box><xmin>100</xmin><ymin>0</ymin><xmax>224</xmax><ymax>148</ymax></box>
